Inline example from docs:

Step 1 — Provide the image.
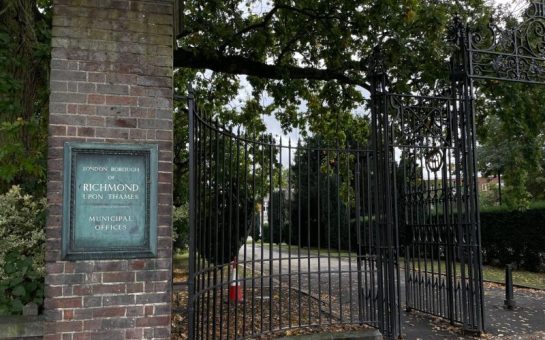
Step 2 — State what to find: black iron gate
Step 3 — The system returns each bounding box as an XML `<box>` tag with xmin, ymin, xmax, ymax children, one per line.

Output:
<box><xmin>369</xmin><ymin>49</ymin><xmax>484</xmax><ymax>333</ymax></box>
<box><xmin>389</xmin><ymin>0</ymin><xmax>545</xmax><ymax>333</ymax></box>
<box><xmin>187</xmin><ymin>92</ymin><xmax>401</xmax><ymax>339</ymax></box>
<box><xmin>377</xmin><ymin>90</ymin><xmax>484</xmax><ymax>332</ymax></box>
<box><xmin>186</xmin><ymin>2</ymin><xmax>545</xmax><ymax>338</ymax></box>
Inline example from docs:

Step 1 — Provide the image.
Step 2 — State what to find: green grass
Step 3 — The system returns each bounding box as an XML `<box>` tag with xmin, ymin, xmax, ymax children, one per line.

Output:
<box><xmin>400</xmin><ymin>258</ymin><xmax>545</xmax><ymax>290</ymax></box>
<box><xmin>480</xmin><ymin>199</ymin><xmax>545</xmax><ymax>213</ymax></box>
<box><xmin>481</xmin><ymin>265</ymin><xmax>545</xmax><ymax>290</ymax></box>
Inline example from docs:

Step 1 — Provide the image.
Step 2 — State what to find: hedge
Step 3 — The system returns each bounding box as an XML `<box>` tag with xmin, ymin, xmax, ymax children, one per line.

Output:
<box><xmin>480</xmin><ymin>203</ymin><xmax>545</xmax><ymax>272</ymax></box>
<box><xmin>0</xmin><ymin>186</ymin><xmax>46</xmax><ymax>315</ymax></box>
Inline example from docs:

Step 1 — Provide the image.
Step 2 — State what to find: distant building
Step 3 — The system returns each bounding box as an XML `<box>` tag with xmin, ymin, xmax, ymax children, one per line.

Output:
<box><xmin>477</xmin><ymin>176</ymin><xmax>501</xmax><ymax>192</ymax></box>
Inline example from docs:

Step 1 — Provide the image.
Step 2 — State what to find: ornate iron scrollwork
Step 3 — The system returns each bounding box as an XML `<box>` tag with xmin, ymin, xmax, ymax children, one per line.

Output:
<box><xmin>389</xmin><ymin>94</ymin><xmax>452</xmax><ymax>148</ymax></box>
<box><xmin>425</xmin><ymin>148</ymin><xmax>443</xmax><ymax>172</ymax></box>
<box><xmin>469</xmin><ymin>0</ymin><xmax>545</xmax><ymax>84</ymax></box>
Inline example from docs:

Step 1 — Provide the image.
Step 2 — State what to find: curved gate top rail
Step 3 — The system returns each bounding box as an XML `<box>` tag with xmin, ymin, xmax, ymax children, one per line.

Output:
<box><xmin>468</xmin><ymin>0</ymin><xmax>545</xmax><ymax>84</ymax></box>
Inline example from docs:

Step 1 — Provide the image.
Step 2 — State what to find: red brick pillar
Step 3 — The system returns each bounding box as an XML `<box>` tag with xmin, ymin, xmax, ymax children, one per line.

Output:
<box><xmin>45</xmin><ymin>1</ymin><xmax>173</xmax><ymax>339</ymax></box>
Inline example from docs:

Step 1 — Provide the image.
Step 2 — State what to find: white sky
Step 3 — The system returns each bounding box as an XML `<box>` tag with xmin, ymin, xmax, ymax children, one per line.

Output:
<box><xmin>490</xmin><ymin>0</ymin><xmax>529</xmax><ymax>16</ymax></box>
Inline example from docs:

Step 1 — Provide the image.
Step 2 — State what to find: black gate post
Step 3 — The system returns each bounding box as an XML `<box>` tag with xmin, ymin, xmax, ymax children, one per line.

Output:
<box><xmin>369</xmin><ymin>50</ymin><xmax>401</xmax><ymax>339</ymax></box>
<box><xmin>449</xmin><ymin>17</ymin><xmax>485</xmax><ymax>334</ymax></box>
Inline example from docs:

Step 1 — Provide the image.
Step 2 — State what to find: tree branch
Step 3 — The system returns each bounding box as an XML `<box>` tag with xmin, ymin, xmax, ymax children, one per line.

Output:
<box><xmin>233</xmin><ymin>6</ymin><xmax>279</xmax><ymax>39</ymax></box>
<box><xmin>276</xmin><ymin>4</ymin><xmax>342</xmax><ymax>22</ymax></box>
<box><xmin>174</xmin><ymin>47</ymin><xmax>368</xmax><ymax>89</ymax></box>
<box><xmin>218</xmin><ymin>6</ymin><xmax>278</xmax><ymax>52</ymax></box>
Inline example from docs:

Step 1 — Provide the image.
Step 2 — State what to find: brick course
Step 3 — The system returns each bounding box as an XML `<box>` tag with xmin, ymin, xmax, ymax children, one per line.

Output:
<box><xmin>45</xmin><ymin>0</ymin><xmax>173</xmax><ymax>339</ymax></box>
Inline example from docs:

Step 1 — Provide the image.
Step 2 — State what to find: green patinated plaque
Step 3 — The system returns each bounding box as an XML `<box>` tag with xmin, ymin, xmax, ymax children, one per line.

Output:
<box><xmin>62</xmin><ymin>143</ymin><xmax>158</xmax><ymax>260</ymax></box>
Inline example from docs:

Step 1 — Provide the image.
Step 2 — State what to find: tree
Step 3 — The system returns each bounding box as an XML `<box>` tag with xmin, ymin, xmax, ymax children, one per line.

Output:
<box><xmin>0</xmin><ymin>0</ymin><xmax>51</xmax><ymax>196</ymax></box>
<box><xmin>476</xmin><ymin>82</ymin><xmax>545</xmax><ymax>209</ymax></box>
<box><xmin>288</xmin><ymin>108</ymin><xmax>369</xmax><ymax>251</ymax></box>
<box><xmin>171</xmin><ymin>0</ymin><xmax>495</xmax><ymax>204</ymax></box>
<box><xmin>173</xmin><ymin>0</ymin><xmax>493</xmax><ymax>129</ymax></box>
<box><xmin>289</xmin><ymin>135</ymin><xmax>352</xmax><ymax>251</ymax></box>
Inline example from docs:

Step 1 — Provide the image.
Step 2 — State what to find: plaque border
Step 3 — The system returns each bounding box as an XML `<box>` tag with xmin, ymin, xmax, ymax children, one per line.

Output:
<box><xmin>62</xmin><ymin>142</ymin><xmax>158</xmax><ymax>260</ymax></box>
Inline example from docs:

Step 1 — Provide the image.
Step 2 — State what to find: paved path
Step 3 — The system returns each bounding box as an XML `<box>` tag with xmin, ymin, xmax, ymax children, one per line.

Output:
<box><xmin>238</xmin><ymin>244</ymin><xmax>545</xmax><ymax>339</ymax></box>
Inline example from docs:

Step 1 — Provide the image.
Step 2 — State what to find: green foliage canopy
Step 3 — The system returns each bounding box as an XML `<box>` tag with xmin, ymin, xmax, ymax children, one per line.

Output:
<box><xmin>0</xmin><ymin>0</ymin><xmax>51</xmax><ymax>196</ymax></box>
<box><xmin>175</xmin><ymin>0</ymin><xmax>492</xmax><ymax>132</ymax></box>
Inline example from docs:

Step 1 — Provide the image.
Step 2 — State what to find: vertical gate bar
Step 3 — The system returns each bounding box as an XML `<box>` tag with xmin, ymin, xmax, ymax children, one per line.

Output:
<box><xmin>278</xmin><ymin>137</ymin><xmax>283</xmax><ymax>330</ymax></box>
<box><xmin>201</xmin><ymin>110</ymin><xmax>207</xmax><ymax>340</ymax></box>
<box><xmin>370</xmin><ymin>82</ymin><xmax>383</xmax><ymax>334</ymax></box>
<box><xmin>449</xmin><ymin>66</ymin><xmax>460</xmax><ymax>325</ymax></box>
<box><xmin>199</xmin><ymin>108</ymin><xmax>206</xmax><ymax>340</ymax></box>
<box><xmin>380</xmin><ymin>76</ymin><xmax>397</xmax><ymax>338</ymax></box>
<box><xmin>251</xmin><ymin>135</ymin><xmax>257</xmax><ymax>336</ymax></box>
<box><xmin>355</xmin><ymin>150</ymin><xmax>363</xmax><ymax>324</ymax></box>
<box><xmin>317</xmin><ymin>143</ymin><xmax>322</xmax><ymax>326</ymax></box>
<box><xmin>234</xmin><ymin>127</ymin><xmax>241</xmax><ymax>337</ymax></box>
<box><xmin>297</xmin><ymin>140</ymin><xmax>303</xmax><ymax>327</ymax></box>
<box><xmin>201</xmin><ymin>109</ymin><xmax>207</xmax><ymax>340</ymax></box>
<box><xmin>336</xmin><ymin>146</ymin><xmax>343</xmax><ymax>321</ymax></box>
<box><xmin>307</xmin><ymin>139</ymin><xmax>312</xmax><ymax>325</ymax></box>
<box><xmin>268</xmin><ymin>135</ymin><xmax>274</xmax><ymax>332</ymax></box>
<box><xmin>405</xmin><ymin>245</ymin><xmax>410</xmax><ymax>312</ymax></box>
<box><xmin>205</xmin><ymin>110</ymin><xmax>211</xmax><ymax>340</ymax></box>
<box><xmin>226</xmin><ymin>125</ymin><xmax>233</xmax><ymax>340</ymax></box>
<box><xmin>209</xmin><ymin>111</ymin><xmax>215</xmax><ymax>340</ymax></box>
<box><xmin>363</xmin><ymin>152</ymin><xmax>368</xmax><ymax>323</ymax></box>
<box><xmin>460</xmin><ymin>24</ymin><xmax>480</xmax><ymax>330</ymax></box>
<box><xmin>242</xmin><ymin>135</ymin><xmax>249</xmax><ymax>337</ymax></box>
<box><xmin>392</xmin><ymin>144</ymin><xmax>402</xmax><ymax>340</ymax></box>
<box><xmin>200</xmin><ymin>107</ymin><xmax>206</xmax><ymax>338</ymax></box>
<box><xmin>464</xmin><ymin>41</ymin><xmax>485</xmax><ymax>332</ymax></box>
<box><xmin>219</xmin><ymin>121</ymin><xmax>227</xmax><ymax>340</ymax></box>
<box><xmin>212</xmin><ymin>119</ymin><xmax>220</xmax><ymax>339</ymax></box>
<box><xmin>417</xmin><ymin>152</ymin><xmax>423</xmax><ymax>314</ymax></box>
<box><xmin>441</xmin><ymin>102</ymin><xmax>451</xmax><ymax>320</ymax></box>
<box><xmin>366</xmin><ymin>151</ymin><xmax>375</xmax><ymax>324</ymax></box>
<box><xmin>259</xmin><ymin>136</ymin><xmax>265</xmax><ymax>334</ymax></box>
<box><xmin>424</xmin><ymin>153</ymin><xmax>430</xmax><ymax>316</ymax></box>
<box><xmin>187</xmin><ymin>87</ymin><xmax>196</xmax><ymax>340</ymax></box>
<box><xmin>288</xmin><ymin>139</ymin><xmax>293</xmax><ymax>328</ymax></box>
<box><xmin>364</xmin><ymin>152</ymin><xmax>370</xmax><ymax>322</ymax></box>
<box><xmin>196</xmin><ymin>108</ymin><xmax>203</xmax><ymax>340</ymax></box>
<box><xmin>382</xmin><ymin>97</ymin><xmax>388</xmax><ymax>334</ymax></box>
<box><xmin>347</xmin><ymin>147</ymin><xmax>354</xmax><ymax>323</ymax></box>
<box><xmin>412</xmin><ymin>143</ymin><xmax>418</xmax><ymax>315</ymax></box>
<box><xmin>327</xmin><ymin>147</ymin><xmax>332</xmax><ymax>323</ymax></box>
<box><xmin>458</xmin><ymin>70</ymin><xmax>470</xmax><ymax>329</ymax></box>
<box><xmin>209</xmin><ymin>113</ymin><xmax>216</xmax><ymax>340</ymax></box>
<box><xmin>431</xmin><ymin>151</ymin><xmax>437</xmax><ymax>316</ymax></box>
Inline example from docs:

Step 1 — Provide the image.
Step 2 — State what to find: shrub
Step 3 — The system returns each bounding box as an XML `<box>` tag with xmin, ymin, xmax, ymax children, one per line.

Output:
<box><xmin>0</xmin><ymin>252</ymin><xmax>44</xmax><ymax>315</ymax></box>
<box><xmin>480</xmin><ymin>202</ymin><xmax>545</xmax><ymax>272</ymax></box>
<box><xmin>173</xmin><ymin>203</ymin><xmax>189</xmax><ymax>251</ymax></box>
<box><xmin>0</xmin><ymin>186</ymin><xmax>46</xmax><ymax>280</ymax></box>
<box><xmin>0</xmin><ymin>186</ymin><xmax>46</xmax><ymax>314</ymax></box>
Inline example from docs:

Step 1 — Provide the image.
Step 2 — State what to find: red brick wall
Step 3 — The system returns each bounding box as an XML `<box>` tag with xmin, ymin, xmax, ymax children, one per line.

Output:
<box><xmin>45</xmin><ymin>1</ymin><xmax>173</xmax><ymax>339</ymax></box>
